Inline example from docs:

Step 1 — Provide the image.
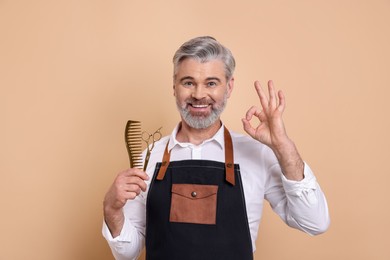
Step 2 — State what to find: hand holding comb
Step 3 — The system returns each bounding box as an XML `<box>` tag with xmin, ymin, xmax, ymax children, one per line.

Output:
<box><xmin>125</xmin><ymin>120</ymin><xmax>162</xmax><ymax>171</ymax></box>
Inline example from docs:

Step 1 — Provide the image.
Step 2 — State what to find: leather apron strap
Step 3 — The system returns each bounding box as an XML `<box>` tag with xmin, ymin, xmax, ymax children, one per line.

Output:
<box><xmin>156</xmin><ymin>126</ymin><xmax>235</xmax><ymax>186</ymax></box>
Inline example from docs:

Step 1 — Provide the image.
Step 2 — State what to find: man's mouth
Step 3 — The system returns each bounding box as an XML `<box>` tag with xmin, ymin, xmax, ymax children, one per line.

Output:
<box><xmin>191</xmin><ymin>104</ymin><xmax>209</xmax><ymax>108</ymax></box>
<box><xmin>187</xmin><ymin>103</ymin><xmax>212</xmax><ymax>115</ymax></box>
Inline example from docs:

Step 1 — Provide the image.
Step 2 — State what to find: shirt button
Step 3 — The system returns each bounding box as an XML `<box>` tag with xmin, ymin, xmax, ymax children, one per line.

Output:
<box><xmin>191</xmin><ymin>191</ymin><xmax>197</xmax><ymax>198</ymax></box>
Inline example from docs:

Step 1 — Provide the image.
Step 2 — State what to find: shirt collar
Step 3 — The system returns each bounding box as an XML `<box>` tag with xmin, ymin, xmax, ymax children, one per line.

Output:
<box><xmin>168</xmin><ymin>122</ymin><xmax>225</xmax><ymax>152</ymax></box>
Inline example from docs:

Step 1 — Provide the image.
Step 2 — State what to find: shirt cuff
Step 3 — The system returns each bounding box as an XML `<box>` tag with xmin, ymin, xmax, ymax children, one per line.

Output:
<box><xmin>102</xmin><ymin>216</ymin><xmax>134</xmax><ymax>243</ymax></box>
<box><xmin>281</xmin><ymin>163</ymin><xmax>318</xmax><ymax>197</ymax></box>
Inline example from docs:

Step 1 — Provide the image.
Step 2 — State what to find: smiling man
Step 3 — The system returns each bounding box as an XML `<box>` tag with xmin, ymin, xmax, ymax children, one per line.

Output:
<box><xmin>103</xmin><ymin>36</ymin><xmax>330</xmax><ymax>260</ymax></box>
<box><xmin>174</xmin><ymin>58</ymin><xmax>233</xmax><ymax>142</ymax></box>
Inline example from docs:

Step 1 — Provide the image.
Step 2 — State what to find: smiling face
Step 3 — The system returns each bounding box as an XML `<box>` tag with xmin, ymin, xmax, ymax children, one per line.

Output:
<box><xmin>173</xmin><ymin>58</ymin><xmax>234</xmax><ymax>130</ymax></box>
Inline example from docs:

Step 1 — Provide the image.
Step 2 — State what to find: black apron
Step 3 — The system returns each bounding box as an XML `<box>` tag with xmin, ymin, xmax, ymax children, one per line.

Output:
<box><xmin>145</xmin><ymin>127</ymin><xmax>253</xmax><ymax>259</ymax></box>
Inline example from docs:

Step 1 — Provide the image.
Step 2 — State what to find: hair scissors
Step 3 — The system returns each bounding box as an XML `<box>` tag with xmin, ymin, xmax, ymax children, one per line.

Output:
<box><xmin>141</xmin><ymin>127</ymin><xmax>162</xmax><ymax>171</ymax></box>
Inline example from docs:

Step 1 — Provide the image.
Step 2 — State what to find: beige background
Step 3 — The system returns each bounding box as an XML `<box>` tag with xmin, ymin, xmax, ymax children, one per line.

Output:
<box><xmin>1</xmin><ymin>0</ymin><xmax>389</xmax><ymax>259</ymax></box>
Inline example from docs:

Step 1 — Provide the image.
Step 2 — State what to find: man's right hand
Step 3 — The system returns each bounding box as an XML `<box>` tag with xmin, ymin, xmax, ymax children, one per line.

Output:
<box><xmin>103</xmin><ymin>168</ymin><xmax>149</xmax><ymax>237</ymax></box>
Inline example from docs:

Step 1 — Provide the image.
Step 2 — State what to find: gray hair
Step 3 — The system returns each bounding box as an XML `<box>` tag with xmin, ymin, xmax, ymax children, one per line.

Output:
<box><xmin>173</xmin><ymin>36</ymin><xmax>236</xmax><ymax>81</ymax></box>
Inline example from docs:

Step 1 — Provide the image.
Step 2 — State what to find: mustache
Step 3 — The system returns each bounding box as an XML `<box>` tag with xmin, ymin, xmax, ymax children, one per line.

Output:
<box><xmin>185</xmin><ymin>97</ymin><xmax>214</xmax><ymax>105</ymax></box>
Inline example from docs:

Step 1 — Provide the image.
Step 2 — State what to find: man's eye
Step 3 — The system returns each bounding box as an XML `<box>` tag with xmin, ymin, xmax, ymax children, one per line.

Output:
<box><xmin>183</xmin><ymin>82</ymin><xmax>193</xmax><ymax>86</ymax></box>
<box><xmin>207</xmin><ymin>82</ymin><xmax>217</xmax><ymax>87</ymax></box>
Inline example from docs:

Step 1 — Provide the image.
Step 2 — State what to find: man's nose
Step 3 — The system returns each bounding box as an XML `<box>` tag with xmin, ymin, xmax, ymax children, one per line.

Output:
<box><xmin>192</xmin><ymin>86</ymin><xmax>207</xmax><ymax>99</ymax></box>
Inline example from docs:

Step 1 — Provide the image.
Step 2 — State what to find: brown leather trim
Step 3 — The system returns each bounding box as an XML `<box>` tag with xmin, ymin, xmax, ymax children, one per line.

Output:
<box><xmin>156</xmin><ymin>126</ymin><xmax>235</xmax><ymax>186</ymax></box>
<box><xmin>224</xmin><ymin>127</ymin><xmax>235</xmax><ymax>186</ymax></box>
<box><xmin>156</xmin><ymin>142</ymin><xmax>170</xmax><ymax>180</ymax></box>
<box><xmin>170</xmin><ymin>184</ymin><xmax>218</xmax><ymax>224</ymax></box>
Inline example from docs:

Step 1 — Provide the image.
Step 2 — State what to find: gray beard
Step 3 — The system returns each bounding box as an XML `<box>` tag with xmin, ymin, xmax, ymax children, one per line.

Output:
<box><xmin>176</xmin><ymin>93</ymin><xmax>228</xmax><ymax>129</ymax></box>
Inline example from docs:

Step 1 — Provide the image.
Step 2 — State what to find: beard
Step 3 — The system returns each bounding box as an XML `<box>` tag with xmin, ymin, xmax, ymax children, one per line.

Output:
<box><xmin>176</xmin><ymin>91</ymin><xmax>228</xmax><ymax>129</ymax></box>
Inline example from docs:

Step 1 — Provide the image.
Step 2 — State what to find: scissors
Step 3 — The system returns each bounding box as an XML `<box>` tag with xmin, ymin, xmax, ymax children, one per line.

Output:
<box><xmin>142</xmin><ymin>127</ymin><xmax>162</xmax><ymax>171</ymax></box>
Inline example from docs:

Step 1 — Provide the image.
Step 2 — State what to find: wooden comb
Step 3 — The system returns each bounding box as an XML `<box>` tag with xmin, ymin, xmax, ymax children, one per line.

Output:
<box><xmin>124</xmin><ymin>120</ymin><xmax>143</xmax><ymax>169</ymax></box>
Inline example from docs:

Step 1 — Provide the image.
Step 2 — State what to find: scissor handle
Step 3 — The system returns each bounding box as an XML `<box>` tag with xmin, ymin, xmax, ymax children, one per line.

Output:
<box><xmin>141</xmin><ymin>127</ymin><xmax>162</xmax><ymax>152</ymax></box>
<box><xmin>152</xmin><ymin>128</ymin><xmax>162</xmax><ymax>142</ymax></box>
<box><xmin>141</xmin><ymin>131</ymin><xmax>151</xmax><ymax>143</ymax></box>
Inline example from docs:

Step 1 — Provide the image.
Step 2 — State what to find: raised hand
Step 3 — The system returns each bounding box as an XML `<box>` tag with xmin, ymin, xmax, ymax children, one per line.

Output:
<box><xmin>242</xmin><ymin>80</ymin><xmax>304</xmax><ymax>181</ymax></box>
<box><xmin>242</xmin><ymin>80</ymin><xmax>289</xmax><ymax>150</ymax></box>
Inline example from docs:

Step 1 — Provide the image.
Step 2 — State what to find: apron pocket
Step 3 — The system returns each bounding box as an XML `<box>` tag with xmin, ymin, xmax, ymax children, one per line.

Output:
<box><xmin>170</xmin><ymin>184</ymin><xmax>218</xmax><ymax>225</ymax></box>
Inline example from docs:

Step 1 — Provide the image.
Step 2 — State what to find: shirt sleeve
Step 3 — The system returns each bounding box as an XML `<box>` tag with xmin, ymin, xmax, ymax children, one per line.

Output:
<box><xmin>265</xmin><ymin>162</ymin><xmax>330</xmax><ymax>235</ymax></box>
<box><xmin>102</xmin><ymin>192</ymin><xmax>147</xmax><ymax>260</ymax></box>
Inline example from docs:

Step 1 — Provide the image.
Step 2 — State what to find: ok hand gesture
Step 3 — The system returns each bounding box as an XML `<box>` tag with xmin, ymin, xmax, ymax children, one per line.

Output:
<box><xmin>242</xmin><ymin>80</ymin><xmax>304</xmax><ymax>181</ymax></box>
<box><xmin>242</xmin><ymin>80</ymin><xmax>288</xmax><ymax>150</ymax></box>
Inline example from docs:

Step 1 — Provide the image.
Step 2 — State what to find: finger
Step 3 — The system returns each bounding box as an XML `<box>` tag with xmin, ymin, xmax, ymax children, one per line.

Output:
<box><xmin>122</xmin><ymin>168</ymin><xmax>149</xmax><ymax>181</ymax></box>
<box><xmin>277</xmin><ymin>90</ymin><xmax>286</xmax><ymax>112</ymax></box>
<box><xmin>124</xmin><ymin>191</ymin><xmax>139</xmax><ymax>200</ymax></box>
<box><xmin>124</xmin><ymin>175</ymin><xmax>148</xmax><ymax>192</ymax></box>
<box><xmin>124</xmin><ymin>184</ymin><xmax>143</xmax><ymax>195</ymax></box>
<box><xmin>117</xmin><ymin>183</ymin><xmax>143</xmax><ymax>201</ymax></box>
<box><xmin>268</xmin><ymin>80</ymin><xmax>277</xmax><ymax>109</ymax></box>
<box><xmin>254</xmin><ymin>81</ymin><xmax>269</xmax><ymax>112</ymax></box>
<box><xmin>245</xmin><ymin>105</ymin><xmax>261</xmax><ymax>121</ymax></box>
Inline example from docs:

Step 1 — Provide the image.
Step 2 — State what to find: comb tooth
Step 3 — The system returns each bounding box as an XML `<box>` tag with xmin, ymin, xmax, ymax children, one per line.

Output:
<box><xmin>129</xmin><ymin>147</ymin><xmax>142</xmax><ymax>150</ymax></box>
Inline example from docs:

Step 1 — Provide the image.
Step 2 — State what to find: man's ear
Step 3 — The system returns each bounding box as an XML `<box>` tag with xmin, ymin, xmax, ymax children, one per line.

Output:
<box><xmin>226</xmin><ymin>77</ymin><xmax>234</xmax><ymax>98</ymax></box>
<box><xmin>173</xmin><ymin>84</ymin><xmax>176</xmax><ymax>96</ymax></box>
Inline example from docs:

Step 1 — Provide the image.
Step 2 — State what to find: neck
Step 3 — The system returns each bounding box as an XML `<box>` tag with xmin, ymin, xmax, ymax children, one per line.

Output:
<box><xmin>176</xmin><ymin>120</ymin><xmax>222</xmax><ymax>145</ymax></box>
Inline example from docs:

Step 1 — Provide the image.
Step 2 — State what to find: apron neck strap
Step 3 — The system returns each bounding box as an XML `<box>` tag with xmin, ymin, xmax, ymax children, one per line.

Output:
<box><xmin>224</xmin><ymin>126</ymin><xmax>235</xmax><ymax>185</ymax></box>
<box><xmin>156</xmin><ymin>126</ymin><xmax>235</xmax><ymax>186</ymax></box>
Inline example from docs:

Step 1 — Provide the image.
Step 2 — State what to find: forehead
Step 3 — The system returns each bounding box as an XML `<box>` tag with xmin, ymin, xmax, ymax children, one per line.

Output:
<box><xmin>176</xmin><ymin>58</ymin><xmax>226</xmax><ymax>80</ymax></box>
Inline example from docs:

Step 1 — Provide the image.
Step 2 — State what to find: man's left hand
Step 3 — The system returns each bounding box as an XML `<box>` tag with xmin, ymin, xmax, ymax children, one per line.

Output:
<box><xmin>242</xmin><ymin>80</ymin><xmax>304</xmax><ymax>181</ymax></box>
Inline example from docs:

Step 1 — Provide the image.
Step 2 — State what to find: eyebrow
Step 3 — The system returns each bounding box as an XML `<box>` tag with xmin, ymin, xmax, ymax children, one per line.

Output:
<box><xmin>179</xmin><ymin>76</ymin><xmax>195</xmax><ymax>82</ymax></box>
<box><xmin>205</xmin><ymin>77</ymin><xmax>222</xmax><ymax>82</ymax></box>
<box><xmin>179</xmin><ymin>76</ymin><xmax>222</xmax><ymax>83</ymax></box>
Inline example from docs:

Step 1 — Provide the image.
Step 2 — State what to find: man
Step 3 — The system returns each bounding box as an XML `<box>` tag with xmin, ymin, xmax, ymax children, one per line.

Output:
<box><xmin>103</xmin><ymin>36</ymin><xmax>330</xmax><ymax>260</ymax></box>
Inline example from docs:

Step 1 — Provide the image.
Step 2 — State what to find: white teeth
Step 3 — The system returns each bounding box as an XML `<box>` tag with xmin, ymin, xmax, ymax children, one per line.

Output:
<box><xmin>192</xmin><ymin>104</ymin><xmax>208</xmax><ymax>108</ymax></box>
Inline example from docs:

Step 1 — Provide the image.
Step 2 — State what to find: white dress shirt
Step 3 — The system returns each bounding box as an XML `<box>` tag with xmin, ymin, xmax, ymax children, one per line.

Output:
<box><xmin>103</xmin><ymin>124</ymin><xmax>330</xmax><ymax>260</ymax></box>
